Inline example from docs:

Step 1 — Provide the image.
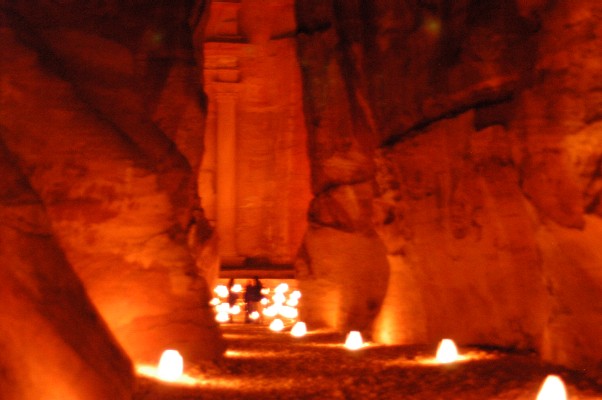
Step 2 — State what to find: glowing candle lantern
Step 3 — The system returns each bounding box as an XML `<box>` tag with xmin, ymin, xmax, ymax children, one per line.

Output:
<box><xmin>286</xmin><ymin>298</ymin><xmax>299</xmax><ymax>307</ymax></box>
<box><xmin>290</xmin><ymin>290</ymin><xmax>301</xmax><ymax>299</ymax></box>
<box><xmin>231</xmin><ymin>283</ymin><xmax>242</xmax><ymax>293</ymax></box>
<box><xmin>291</xmin><ymin>321</ymin><xmax>307</xmax><ymax>337</ymax></box>
<box><xmin>275</xmin><ymin>283</ymin><xmax>289</xmax><ymax>293</ymax></box>
<box><xmin>269</xmin><ymin>318</ymin><xmax>285</xmax><ymax>332</ymax></box>
<box><xmin>249</xmin><ymin>311</ymin><xmax>260</xmax><ymax>320</ymax></box>
<box><xmin>263</xmin><ymin>306</ymin><xmax>277</xmax><ymax>317</ymax></box>
<box><xmin>216</xmin><ymin>302</ymin><xmax>230</xmax><ymax>313</ymax></box>
<box><xmin>273</xmin><ymin>292</ymin><xmax>286</xmax><ymax>304</ymax></box>
<box><xmin>260</xmin><ymin>297</ymin><xmax>269</xmax><ymax>305</ymax></box>
<box><xmin>229</xmin><ymin>304</ymin><xmax>241</xmax><ymax>315</ymax></box>
<box><xmin>345</xmin><ymin>331</ymin><xmax>363</xmax><ymax>350</ymax></box>
<box><xmin>209</xmin><ymin>297</ymin><xmax>221</xmax><ymax>306</ymax></box>
<box><xmin>536</xmin><ymin>375</ymin><xmax>567</xmax><ymax>400</ymax></box>
<box><xmin>214</xmin><ymin>285</ymin><xmax>229</xmax><ymax>298</ymax></box>
<box><xmin>157</xmin><ymin>350</ymin><xmax>184</xmax><ymax>382</ymax></box>
<box><xmin>436</xmin><ymin>339</ymin><xmax>459</xmax><ymax>363</ymax></box>
<box><xmin>215</xmin><ymin>311</ymin><xmax>230</xmax><ymax>323</ymax></box>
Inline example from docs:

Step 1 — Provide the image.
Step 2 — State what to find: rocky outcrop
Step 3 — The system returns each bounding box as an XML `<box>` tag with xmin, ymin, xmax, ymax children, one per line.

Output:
<box><xmin>0</xmin><ymin>0</ymin><xmax>224</xmax><ymax>368</ymax></box>
<box><xmin>295</xmin><ymin>0</ymin><xmax>602</xmax><ymax>372</ymax></box>
<box><xmin>0</xmin><ymin>142</ymin><xmax>133</xmax><ymax>399</ymax></box>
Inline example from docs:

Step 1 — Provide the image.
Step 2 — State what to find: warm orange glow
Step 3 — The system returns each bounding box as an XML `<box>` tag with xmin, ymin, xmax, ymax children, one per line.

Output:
<box><xmin>249</xmin><ymin>311</ymin><xmax>260</xmax><ymax>320</ymax></box>
<box><xmin>435</xmin><ymin>339</ymin><xmax>459</xmax><ymax>363</ymax></box>
<box><xmin>229</xmin><ymin>304</ymin><xmax>241</xmax><ymax>315</ymax></box>
<box><xmin>269</xmin><ymin>318</ymin><xmax>285</xmax><ymax>331</ymax></box>
<box><xmin>291</xmin><ymin>321</ymin><xmax>307</xmax><ymax>337</ymax></box>
<box><xmin>231</xmin><ymin>283</ymin><xmax>242</xmax><ymax>293</ymax></box>
<box><xmin>536</xmin><ymin>375</ymin><xmax>567</xmax><ymax>400</ymax></box>
<box><xmin>157</xmin><ymin>350</ymin><xmax>183</xmax><ymax>382</ymax></box>
<box><xmin>344</xmin><ymin>331</ymin><xmax>363</xmax><ymax>350</ymax></box>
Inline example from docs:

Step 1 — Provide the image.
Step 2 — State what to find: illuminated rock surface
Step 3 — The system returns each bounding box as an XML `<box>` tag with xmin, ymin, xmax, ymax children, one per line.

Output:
<box><xmin>0</xmin><ymin>2</ymin><xmax>224</xmax><ymax>366</ymax></box>
<box><xmin>295</xmin><ymin>0</ymin><xmax>602</xmax><ymax>373</ymax></box>
<box><xmin>0</xmin><ymin>143</ymin><xmax>133</xmax><ymax>399</ymax></box>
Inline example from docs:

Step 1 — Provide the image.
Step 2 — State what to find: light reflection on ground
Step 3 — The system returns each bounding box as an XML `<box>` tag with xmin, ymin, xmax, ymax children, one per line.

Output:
<box><xmin>135</xmin><ymin>365</ymin><xmax>200</xmax><ymax>386</ymax></box>
<box><xmin>387</xmin><ymin>350</ymin><xmax>499</xmax><ymax>366</ymax></box>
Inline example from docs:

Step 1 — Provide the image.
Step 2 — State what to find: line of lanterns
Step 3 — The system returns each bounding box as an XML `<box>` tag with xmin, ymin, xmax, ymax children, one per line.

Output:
<box><xmin>139</xmin><ymin>338</ymin><xmax>568</xmax><ymax>399</ymax></box>
<box><xmin>143</xmin><ymin>282</ymin><xmax>570</xmax><ymax>399</ymax></box>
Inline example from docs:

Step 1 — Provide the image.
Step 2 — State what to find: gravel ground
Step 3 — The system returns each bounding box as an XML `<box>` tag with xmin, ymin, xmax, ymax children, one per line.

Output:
<box><xmin>135</xmin><ymin>323</ymin><xmax>602</xmax><ymax>399</ymax></box>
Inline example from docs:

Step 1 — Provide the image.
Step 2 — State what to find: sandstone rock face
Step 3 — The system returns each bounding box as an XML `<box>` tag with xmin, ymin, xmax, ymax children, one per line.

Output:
<box><xmin>199</xmin><ymin>0</ymin><xmax>311</xmax><ymax>268</ymax></box>
<box><xmin>296</xmin><ymin>0</ymin><xmax>602</xmax><ymax>371</ymax></box>
<box><xmin>0</xmin><ymin>143</ymin><xmax>133</xmax><ymax>399</ymax></box>
<box><xmin>0</xmin><ymin>1</ymin><xmax>224</xmax><ymax>367</ymax></box>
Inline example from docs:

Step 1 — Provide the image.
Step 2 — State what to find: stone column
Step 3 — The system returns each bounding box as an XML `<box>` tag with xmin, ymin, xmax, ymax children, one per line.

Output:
<box><xmin>215</xmin><ymin>91</ymin><xmax>239</xmax><ymax>261</ymax></box>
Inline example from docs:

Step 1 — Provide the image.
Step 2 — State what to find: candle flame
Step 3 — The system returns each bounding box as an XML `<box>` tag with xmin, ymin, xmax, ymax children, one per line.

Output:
<box><xmin>435</xmin><ymin>339</ymin><xmax>459</xmax><ymax>363</ymax></box>
<box><xmin>157</xmin><ymin>350</ymin><xmax>183</xmax><ymax>382</ymax></box>
<box><xmin>536</xmin><ymin>375</ymin><xmax>567</xmax><ymax>400</ymax></box>
<box><xmin>345</xmin><ymin>331</ymin><xmax>363</xmax><ymax>350</ymax></box>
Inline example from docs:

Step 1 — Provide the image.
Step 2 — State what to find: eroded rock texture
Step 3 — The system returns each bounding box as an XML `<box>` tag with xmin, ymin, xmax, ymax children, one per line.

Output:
<box><xmin>0</xmin><ymin>143</ymin><xmax>133</xmax><ymax>399</ymax></box>
<box><xmin>0</xmin><ymin>0</ymin><xmax>224</xmax><ymax>372</ymax></box>
<box><xmin>295</xmin><ymin>0</ymin><xmax>602</xmax><ymax>372</ymax></box>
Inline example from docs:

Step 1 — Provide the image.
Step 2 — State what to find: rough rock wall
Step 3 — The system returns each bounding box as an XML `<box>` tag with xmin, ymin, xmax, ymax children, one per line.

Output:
<box><xmin>295</xmin><ymin>0</ymin><xmax>602</xmax><ymax>371</ymax></box>
<box><xmin>0</xmin><ymin>1</ymin><xmax>224</xmax><ymax>366</ymax></box>
<box><xmin>0</xmin><ymin>143</ymin><xmax>133</xmax><ymax>399</ymax></box>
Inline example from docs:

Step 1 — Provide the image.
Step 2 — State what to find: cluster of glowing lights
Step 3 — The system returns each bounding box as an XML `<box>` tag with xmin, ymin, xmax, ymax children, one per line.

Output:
<box><xmin>536</xmin><ymin>375</ymin><xmax>567</xmax><ymax>400</ymax></box>
<box><xmin>435</xmin><ymin>338</ymin><xmax>459</xmax><ymax>364</ymax></box>
<box><xmin>210</xmin><ymin>281</ymin><xmax>304</xmax><ymax>333</ymax></box>
<box><xmin>344</xmin><ymin>331</ymin><xmax>364</xmax><ymax>350</ymax></box>
<box><xmin>210</xmin><ymin>283</ymin><xmax>244</xmax><ymax>323</ymax></box>
<box><xmin>261</xmin><ymin>286</ymin><xmax>301</xmax><ymax>322</ymax></box>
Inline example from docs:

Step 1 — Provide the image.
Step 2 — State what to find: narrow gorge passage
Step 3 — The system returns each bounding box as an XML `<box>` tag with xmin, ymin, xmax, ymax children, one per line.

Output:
<box><xmin>134</xmin><ymin>324</ymin><xmax>602</xmax><ymax>400</ymax></box>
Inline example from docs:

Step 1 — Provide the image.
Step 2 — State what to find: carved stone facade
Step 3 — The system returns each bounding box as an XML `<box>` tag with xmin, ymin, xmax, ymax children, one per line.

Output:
<box><xmin>200</xmin><ymin>0</ymin><xmax>311</xmax><ymax>268</ymax></box>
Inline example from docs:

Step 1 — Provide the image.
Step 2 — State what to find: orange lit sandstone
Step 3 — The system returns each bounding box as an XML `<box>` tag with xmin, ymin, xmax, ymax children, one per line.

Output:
<box><xmin>0</xmin><ymin>143</ymin><xmax>133</xmax><ymax>399</ymax></box>
<box><xmin>0</xmin><ymin>2</ymin><xmax>224</xmax><ymax>369</ymax></box>
<box><xmin>295</xmin><ymin>0</ymin><xmax>602</xmax><ymax>373</ymax></box>
<box><xmin>0</xmin><ymin>1</ymin><xmax>601</xmax><ymax>397</ymax></box>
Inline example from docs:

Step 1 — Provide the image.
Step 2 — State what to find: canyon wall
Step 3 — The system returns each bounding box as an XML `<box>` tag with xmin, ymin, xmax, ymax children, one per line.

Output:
<box><xmin>0</xmin><ymin>0</ymin><xmax>224</xmax><ymax>380</ymax></box>
<box><xmin>295</xmin><ymin>0</ymin><xmax>602</xmax><ymax>372</ymax></box>
<box><xmin>0</xmin><ymin>141</ymin><xmax>133</xmax><ymax>400</ymax></box>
